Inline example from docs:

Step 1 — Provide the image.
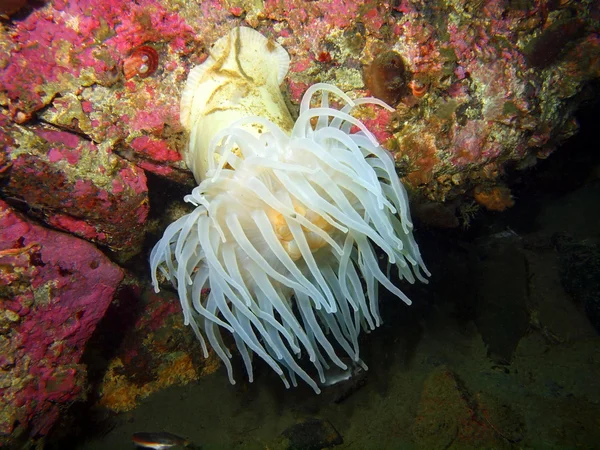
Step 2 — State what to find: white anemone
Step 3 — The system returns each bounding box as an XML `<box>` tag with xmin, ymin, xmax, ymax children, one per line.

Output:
<box><xmin>150</xmin><ymin>27</ymin><xmax>429</xmax><ymax>393</ymax></box>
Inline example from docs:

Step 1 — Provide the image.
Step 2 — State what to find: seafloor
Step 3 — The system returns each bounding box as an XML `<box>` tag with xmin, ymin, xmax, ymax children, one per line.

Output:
<box><xmin>48</xmin><ymin>102</ymin><xmax>600</xmax><ymax>450</ymax></box>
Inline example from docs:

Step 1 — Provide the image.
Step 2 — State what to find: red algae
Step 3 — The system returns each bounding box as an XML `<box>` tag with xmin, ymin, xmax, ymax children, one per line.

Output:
<box><xmin>37</xmin><ymin>130</ymin><xmax>80</xmax><ymax>148</ymax></box>
<box><xmin>450</xmin><ymin>121</ymin><xmax>488</xmax><ymax>168</ymax></box>
<box><xmin>135</xmin><ymin>160</ymin><xmax>175</xmax><ymax>177</ymax></box>
<box><xmin>359</xmin><ymin>107</ymin><xmax>394</xmax><ymax>144</ymax></box>
<box><xmin>46</xmin><ymin>214</ymin><xmax>104</xmax><ymax>241</ymax></box>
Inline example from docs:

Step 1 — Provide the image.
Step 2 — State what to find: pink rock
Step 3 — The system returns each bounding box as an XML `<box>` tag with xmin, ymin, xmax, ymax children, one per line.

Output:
<box><xmin>0</xmin><ymin>0</ymin><xmax>197</xmax><ymax>182</ymax></box>
<box><xmin>0</xmin><ymin>200</ymin><xmax>123</xmax><ymax>444</ymax></box>
<box><xmin>1</xmin><ymin>0</ymin><xmax>599</xmax><ymax>224</ymax></box>
<box><xmin>2</xmin><ymin>125</ymin><xmax>149</xmax><ymax>253</ymax></box>
<box><xmin>130</xmin><ymin>136</ymin><xmax>182</xmax><ymax>163</ymax></box>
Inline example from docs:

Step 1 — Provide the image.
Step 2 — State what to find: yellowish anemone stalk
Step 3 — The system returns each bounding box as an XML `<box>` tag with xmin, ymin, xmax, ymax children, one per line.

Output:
<box><xmin>150</xmin><ymin>27</ymin><xmax>429</xmax><ymax>393</ymax></box>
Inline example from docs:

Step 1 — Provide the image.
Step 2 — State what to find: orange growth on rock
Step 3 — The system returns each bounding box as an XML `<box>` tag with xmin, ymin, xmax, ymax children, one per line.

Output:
<box><xmin>473</xmin><ymin>185</ymin><xmax>514</xmax><ymax>211</ymax></box>
<box><xmin>396</xmin><ymin>133</ymin><xmax>439</xmax><ymax>186</ymax></box>
<box><xmin>98</xmin><ymin>353</ymin><xmax>199</xmax><ymax>412</ymax></box>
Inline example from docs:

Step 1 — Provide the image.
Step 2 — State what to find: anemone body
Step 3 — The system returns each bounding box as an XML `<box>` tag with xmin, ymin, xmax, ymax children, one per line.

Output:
<box><xmin>150</xmin><ymin>27</ymin><xmax>429</xmax><ymax>393</ymax></box>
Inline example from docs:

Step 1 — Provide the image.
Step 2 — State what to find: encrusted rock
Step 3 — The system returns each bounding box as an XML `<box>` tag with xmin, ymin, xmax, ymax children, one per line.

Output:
<box><xmin>0</xmin><ymin>200</ymin><xmax>123</xmax><ymax>447</ymax></box>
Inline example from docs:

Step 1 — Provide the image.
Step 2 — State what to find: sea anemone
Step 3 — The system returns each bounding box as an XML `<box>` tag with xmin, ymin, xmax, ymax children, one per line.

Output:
<box><xmin>150</xmin><ymin>27</ymin><xmax>429</xmax><ymax>393</ymax></box>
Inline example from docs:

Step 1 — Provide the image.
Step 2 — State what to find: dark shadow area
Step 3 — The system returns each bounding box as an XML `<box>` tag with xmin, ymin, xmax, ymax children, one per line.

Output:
<box><xmin>0</xmin><ymin>0</ymin><xmax>48</xmax><ymax>22</ymax></box>
<box><xmin>117</xmin><ymin>171</ymin><xmax>193</xmax><ymax>280</ymax></box>
<box><xmin>490</xmin><ymin>92</ymin><xmax>600</xmax><ymax>235</ymax></box>
<box><xmin>46</xmin><ymin>285</ymin><xmax>146</xmax><ymax>450</ymax></box>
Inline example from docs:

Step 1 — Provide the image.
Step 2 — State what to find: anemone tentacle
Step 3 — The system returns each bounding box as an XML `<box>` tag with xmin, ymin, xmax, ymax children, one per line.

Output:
<box><xmin>150</xmin><ymin>82</ymin><xmax>429</xmax><ymax>393</ymax></box>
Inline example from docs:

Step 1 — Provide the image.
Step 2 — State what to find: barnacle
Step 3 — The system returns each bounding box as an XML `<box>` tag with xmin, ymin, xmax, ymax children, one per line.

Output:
<box><xmin>123</xmin><ymin>46</ymin><xmax>159</xmax><ymax>80</ymax></box>
<box><xmin>409</xmin><ymin>77</ymin><xmax>429</xmax><ymax>98</ymax></box>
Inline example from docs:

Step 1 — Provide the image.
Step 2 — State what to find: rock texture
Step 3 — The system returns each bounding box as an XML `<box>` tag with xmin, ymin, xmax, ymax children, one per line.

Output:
<box><xmin>0</xmin><ymin>200</ymin><xmax>123</xmax><ymax>447</ymax></box>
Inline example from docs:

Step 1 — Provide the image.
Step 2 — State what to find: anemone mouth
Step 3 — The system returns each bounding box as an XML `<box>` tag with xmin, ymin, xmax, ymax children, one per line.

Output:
<box><xmin>150</xmin><ymin>84</ymin><xmax>429</xmax><ymax>393</ymax></box>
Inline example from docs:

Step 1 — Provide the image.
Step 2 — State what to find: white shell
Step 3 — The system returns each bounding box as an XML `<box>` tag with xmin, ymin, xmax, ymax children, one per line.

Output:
<box><xmin>180</xmin><ymin>27</ymin><xmax>293</xmax><ymax>182</ymax></box>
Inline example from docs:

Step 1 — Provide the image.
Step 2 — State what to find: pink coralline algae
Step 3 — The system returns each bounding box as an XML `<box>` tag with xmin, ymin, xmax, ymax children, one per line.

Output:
<box><xmin>1</xmin><ymin>0</ymin><xmax>195</xmax><ymax>116</ymax></box>
<box><xmin>1</xmin><ymin>124</ymin><xmax>149</xmax><ymax>254</ymax></box>
<box><xmin>1</xmin><ymin>0</ymin><xmax>599</xmax><ymax>225</ymax></box>
<box><xmin>0</xmin><ymin>200</ymin><xmax>123</xmax><ymax>445</ymax></box>
<box><xmin>0</xmin><ymin>0</ymin><xmax>200</xmax><ymax>183</ymax></box>
<box><xmin>258</xmin><ymin>0</ymin><xmax>599</xmax><ymax>215</ymax></box>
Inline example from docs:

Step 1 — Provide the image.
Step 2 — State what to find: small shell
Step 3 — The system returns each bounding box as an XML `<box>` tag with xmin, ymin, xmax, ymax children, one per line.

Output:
<box><xmin>123</xmin><ymin>46</ymin><xmax>159</xmax><ymax>80</ymax></box>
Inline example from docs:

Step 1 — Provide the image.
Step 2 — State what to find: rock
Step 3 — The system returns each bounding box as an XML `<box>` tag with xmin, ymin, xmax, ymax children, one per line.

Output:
<box><xmin>473</xmin><ymin>232</ymin><xmax>529</xmax><ymax>363</ymax></box>
<box><xmin>412</xmin><ymin>366</ymin><xmax>508</xmax><ymax>449</ymax></box>
<box><xmin>1</xmin><ymin>123</ymin><xmax>148</xmax><ymax>255</ymax></box>
<box><xmin>0</xmin><ymin>200</ymin><xmax>123</xmax><ymax>447</ymax></box>
<box><xmin>94</xmin><ymin>287</ymin><xmax>215</xmax><ymax>413</ymax></box>
<box><xmin>555</xmin><ymin>234</ymin><xmax>600</xmax><ymax>334</ymax></box>
<box><xmin>1</xmin><ymin>0</ymin><xmax>599</xmax><ymax>209</ymax></box>
<box><xmin>0</xmin><ymin>0</ymin><xmax>198</xmax><ymax>183</ymax></box>
<box><xmin>277</xmin><ymin>418</ymin><xmax>343</xmax><ymax>450</ymax></box>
